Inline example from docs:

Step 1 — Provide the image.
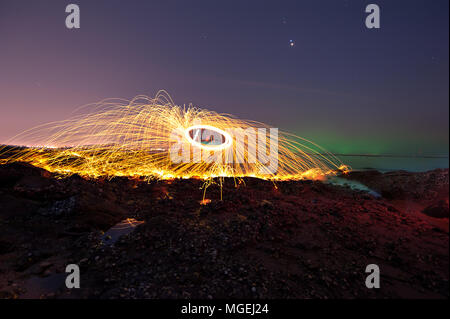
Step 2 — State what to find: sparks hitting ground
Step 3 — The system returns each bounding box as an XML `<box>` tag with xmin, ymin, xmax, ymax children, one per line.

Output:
<box><xmin>0</xmin><ymin>91</ymin><xmax>348</xmax><ymax>181</ymax></box>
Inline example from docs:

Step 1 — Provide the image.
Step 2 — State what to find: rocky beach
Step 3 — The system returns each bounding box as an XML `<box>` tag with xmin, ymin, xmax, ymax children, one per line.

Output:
<box><xmin>0</xmin><ymin>162</ymin><xmax>448</xmax><ymax>299</ymax></box>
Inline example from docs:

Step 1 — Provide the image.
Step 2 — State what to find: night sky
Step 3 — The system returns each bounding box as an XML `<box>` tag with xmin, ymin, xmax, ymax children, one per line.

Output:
<box><xmin>0</xmin><ymin>0</ymin><xmax>448</xmax><ymax>156</ymax></box>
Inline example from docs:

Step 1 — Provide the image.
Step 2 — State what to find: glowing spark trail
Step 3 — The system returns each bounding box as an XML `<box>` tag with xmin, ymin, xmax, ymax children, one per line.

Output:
<box><xmin>0</xmin><ymin>91</ymin><xmax>349</xmax><ymax>181</ymax></box>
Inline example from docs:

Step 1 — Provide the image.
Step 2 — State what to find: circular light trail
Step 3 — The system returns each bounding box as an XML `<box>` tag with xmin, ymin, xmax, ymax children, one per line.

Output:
<box><xmin>184</xmin><ymin>124</ymin><xmax>232</xmax><ymax>151</ymax></box>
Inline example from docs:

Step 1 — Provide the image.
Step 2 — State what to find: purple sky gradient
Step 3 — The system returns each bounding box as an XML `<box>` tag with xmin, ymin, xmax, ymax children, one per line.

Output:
<box><xmin>0</xmin><ymin>0</ymin><xmax>448</xmax><ymax>156</ymax></box>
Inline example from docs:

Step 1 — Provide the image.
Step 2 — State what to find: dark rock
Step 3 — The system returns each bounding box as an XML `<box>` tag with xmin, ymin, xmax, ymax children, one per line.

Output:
<box><xmin>0</xmin><ymin>239</ymin><xmax>14</xmax><ymax>255</ymax></box>
<box><xmin>39</xmin><ymin>196</ymin><xmax>77</xmax><ymax>216</ymax></box>
<box><xmin>0</xmin><ymin>162</ymin><xmax>448</xmax><ymax>299</ymax></box>
<box><xmin>423</xmin><ymin>200</ymin><xmax>449</xmax><ymax>218</ymax></box>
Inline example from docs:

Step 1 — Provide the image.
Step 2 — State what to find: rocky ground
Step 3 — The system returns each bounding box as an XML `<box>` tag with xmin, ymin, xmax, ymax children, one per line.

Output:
<box><xmin>0</xmin><ymin>162</ymin><xmax>448</xmax><ymax>299</ymax></box>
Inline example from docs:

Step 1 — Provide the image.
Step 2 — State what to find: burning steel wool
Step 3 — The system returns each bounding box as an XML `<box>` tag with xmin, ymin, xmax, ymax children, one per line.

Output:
<box><xmin>0</xmin><ymin>91</ymin><xmax>348</xmax><ymax>181</ymax></box>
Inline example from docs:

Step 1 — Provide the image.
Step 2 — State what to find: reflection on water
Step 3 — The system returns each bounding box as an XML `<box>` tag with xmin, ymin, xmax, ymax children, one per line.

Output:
<box><xmin>21</xmin><ymin>273</ymin><xmax>66</xmax><ymax>299</ymax></box>
<box><xmin>101</xmin><ymin>218</ymin><xmax>145</xmax><ymax>246</ymax></box>
<box><xmin>326</xmin><ymin>176</ymin><xmax>381</xmax><ymax>198</ymax></box>
<box><xmin>334</xmin><ymin>155</ymin><xmax>448</xmax><ymax>172</ymax></box>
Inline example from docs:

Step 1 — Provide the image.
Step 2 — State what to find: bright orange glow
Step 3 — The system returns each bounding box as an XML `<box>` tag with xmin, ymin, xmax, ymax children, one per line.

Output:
<box><xmin>0</xmin><ymin>91</ymin><xmax>349</xmax><ymax>182</ymax></box>
<box><xmin>200</xmin><ymin>199</ymin><xmax>212</xmax><ymax>205</ymax></box>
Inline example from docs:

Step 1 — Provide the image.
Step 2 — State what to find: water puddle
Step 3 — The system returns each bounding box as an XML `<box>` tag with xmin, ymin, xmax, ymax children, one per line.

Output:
<box><xmin>326</xmin><ymin>177</ymin><xmax>381</xmax><ymax>198</ymax></box>
<box><xmin>20</xmin><ymin>273</ymin><xmax>66</xmax><ymax>299</ymax></box>
<box><xmin>101</xmin><ymin>218</ymin><xmax>145</xmax><ymax>246</ymax></box>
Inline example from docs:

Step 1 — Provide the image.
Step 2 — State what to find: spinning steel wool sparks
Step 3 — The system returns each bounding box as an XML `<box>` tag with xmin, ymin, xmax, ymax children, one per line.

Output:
<box><xmin>0</xmin><ymin>91</ymin><xmax>348</xmax><ymax>181</ymax></box>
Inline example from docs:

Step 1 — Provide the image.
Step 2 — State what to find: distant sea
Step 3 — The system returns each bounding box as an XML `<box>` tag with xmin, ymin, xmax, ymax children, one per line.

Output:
<box><xmin>335</xmin><ymin>155</ymin><xmax>449</xmax><ymax>173</ymax></box>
